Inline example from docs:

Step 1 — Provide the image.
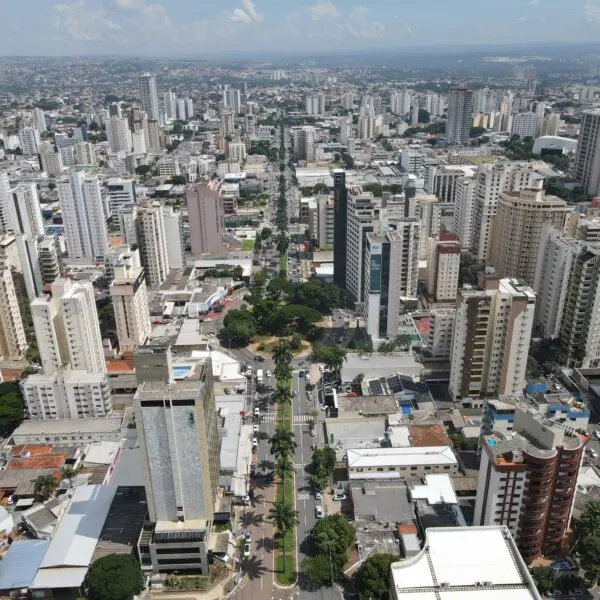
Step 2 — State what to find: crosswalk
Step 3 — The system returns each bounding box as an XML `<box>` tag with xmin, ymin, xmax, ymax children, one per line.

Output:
<box><xmin>259</xmin><ymin>414</ymin><xmax>313</xmax><ymax>424</ymax></box>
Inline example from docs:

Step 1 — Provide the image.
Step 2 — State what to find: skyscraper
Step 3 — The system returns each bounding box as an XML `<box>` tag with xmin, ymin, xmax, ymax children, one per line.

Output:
<box><xmin>445</xmin><ymin>88</ymin><xmax>474</xmax><ymax>145</ymax></box>
<box><xmin>223</xmin><ymin>88</ymin><xmax>241</xmax><ymax>114</ymax></box>
<box><xmin>186</xmin><ymin>183</ymin><xmax>223</xmax><ymax>255</ymax></box>
<box><xmin>137</xmin><ymin>198</ymin><xmax>169</xmax><ymax>288</ymax></box>
<box><xmin>574</xmin><ymin>111</ymin><xmax>600</xmax><ymax>197</ymax></box>
<box><xmin>0</xmin><ymin>264</ymin><xmax>27</xmax><ymax>360</ymax></box>
<box><xmin>9</xmin><ymin>183</ymin><xmax>44</xmax><ymax>237</ymax></box>
<box><xmin>106</xmin><ymin>115</ymin><xmax>132</xmax><ymax>155</ymax></box>
<box><xmin>427</xmin><ymin>233</ymin><xmax>461</xmax><ymax>302</ymax></box>
<box><xmin>110</xmin><ymin>258</ymin><xmax>151</xmax><ymax>353</ymax></box>
<box><xmin>57</xmin><ymin>170</ymin><xmax>109</xmax><ymax>260</ymax></box>
<box><xmin>19</xmin><ymin>127</ymin><xmax>40</xmax><ymax>156</ymax></box>
<box><xmin>292</xmin><ymin>126</ymin><xmax>315</xmax><ymax>162</ymax></box>
<box><xmin>449</xmin><ymin>276</ymin><xmax>536</xmax><ymax>402</ymax></box>
<box><xmin>333</xmin><ymin>170</ymin><xmax>348</xmax><ymax>291</ymax></box>
<box><xmin>364</xmin><ymin>223</ymin><xmax>420</xmax><ymax>339</ymax></box>
<box><xmin>489</xmin><ymin>189</ymin><xmax>566</xmax><ymax>286</ymax></box>
<box><xmin>138</xmin><ymin>73</ymin><xmax>159</xmax><ymax>121</ymax></box>
<box><xmin>134</xmin><ymin>345</ymin><xmax>220</xmax><ymax>573</ymax></box>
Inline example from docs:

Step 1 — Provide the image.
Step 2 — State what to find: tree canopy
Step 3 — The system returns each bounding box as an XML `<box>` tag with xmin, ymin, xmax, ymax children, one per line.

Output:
<box><xmin>312</xmin><ymin>514</ymin><xmax>355</xmax><ymax>558</ymax></box>
<box><xmin>355</xmin><ymin>554</ymin><xmax>398</xmax><ymax>600</ymax></box>
<box><xmin>0</xmin><ymin>382</ymin><xmax>25</xmax><ymax>437</ymax></box>
<box><xmin>222</xmin><ymin>308</ymin><xmax>256</xmax><ymax>346</ymax></box>
<box><xmin>84</xmin><ymin>554</ymin><xmax>144</xmax><ymax>600</ymax></box>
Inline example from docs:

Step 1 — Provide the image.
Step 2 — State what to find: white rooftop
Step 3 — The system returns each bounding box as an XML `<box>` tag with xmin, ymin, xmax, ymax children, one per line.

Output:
<box><xmin>410</xmin><ymin>474</ymin><xmax>458</xmax><ymax>505</ymax></box>
<box><xmin>390</xmin><ymin>527</ymin><xmax>541</xmax><ymax>600</ymax></box>
<box><xmin>347</xmin><ymin>446</ymin><xmax>456</xmax><ymax>470</ymax></box>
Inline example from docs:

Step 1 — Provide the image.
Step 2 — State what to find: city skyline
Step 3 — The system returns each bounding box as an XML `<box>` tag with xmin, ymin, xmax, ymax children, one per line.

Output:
<box><xmin>2</xmin><ymin>0</ymin><xmax>600</xmax><ymax>56</ymax></box>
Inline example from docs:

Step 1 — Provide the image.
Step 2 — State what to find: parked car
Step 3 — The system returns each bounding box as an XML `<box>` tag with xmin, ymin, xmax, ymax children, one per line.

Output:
<box><xmin>252</xmin><ymin>437</ymin><xmax>258</xmax><ymax>447</ymax></box>
<box><xmin>244</xmin><ymin>543</ymin><xmax>251</xmax><ymax>558</ymax></box>
<box><xmin>253</xmin><ymin>424</ymin><xmax>259</xmax><ymax>433</ymax></box>
<box><xmin>244</xmin><ymin>531</ymin><xmax>252</xmax><ymax>543</ymax></box>
<box><xmin>315</xmin><ymin>506</ymin><xmax>324</xmax><ymax>519</ymax></box>
<box><xmin>333</xmin><ymin>493</ymin><xmax>347</xmax><ymax>501</ymax></box>
<box><xmin>254</xmin><ymin>407</ymin><xmax>260</xmax><ymax>417</ymax></box>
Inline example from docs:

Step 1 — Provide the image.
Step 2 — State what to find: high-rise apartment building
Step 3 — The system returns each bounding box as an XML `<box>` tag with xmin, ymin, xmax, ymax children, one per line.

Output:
<box><xmin>138</xmin><ymin>73</ymin><xmax>159</xmax><ymax>121</ymax></box>
<box><xmin>427</xmin><ymin>233</ymin><xmax>461</xmax><ymax>301</ymax></box>
<box><xmin>137</xmin><ymin>198</ymin><xmax>169</xmax><ymax>288</ymax></box>
<box><xmin>358</xmin><ymin>115</ymin><xmax>376</xmax><ymax>140</ymax></box>
<box><xmin>511</xmin><ymin>112</ymin><xmax>539</xmax><ymax>139</ymax></box>
<box><xmin>364</xmin><ymin>223</ymin><xmax>420</xmax><ymax>339</ymax></box>
<box><xmin>305</xmin><ymin>94</ymin><xmax>326</xmax><ymax>115</ymax></box>
<box><xmin>0</xmin><ymin>174</ymin><xmax>10</xmax><ymax>233</ymax></box>
<box><xmin>57</xmin><ymin>170</ymin><xmax>109</xmax><ymax>260</ymax></box>
<box><xmin>15</xmin><ymin>234</ymin><xmax>43</xmax><ymax>301</ymax></box>
<box><xmin>223</xmin><ymin>88</ymin><xmax>241</xmax><ymax>114</ymax></box>
<box><xmin>106</xmin><ymin>115</ymin><xmax>132</xmax><ymax>155</ymax></box>
<box><xmin>32</xmin><ymin>108</ymin><xmax>47</xmax><ymax>133</ymax></box>
<box><xmin>428</xmin><ymin>308</ymin><xmax>456</xmax><ymax>359</ymax></box>
<box><xmin>345</xmin><ymin>192</ymin><xmax>381</xmax><ymax>304</ymax></box>
<box><xmin>475</xmin><ymin>401</ymin><xmax>589</xmax><ymax>563</ymax></box>
<box><xmin>163</xmin><ymin>90</ymin><xmax>177</xmax><ymax>120</ymax></box>
<box><xmin>19</xmin><ymin>127</ymin><xmax>41</xmax><ymax>156</ymax></box>
<box><xmin>74</xmin><ymin>141</ymin><xmax>96</xmax><ymax>165</ymax></box>
<box><xmin>187</xmin><ymin>183</ymin><xmax>223</xmax><ymax>255</ymax></box>
<box><xmin>134</xmin><ymin>345</ymin><xmax>220</xmax><ymax>573</ymax></box>
<box><xmin>449</xmin><ymin>276</ymin><xmax>536</xmax><ymax>402</ymax></box>
<box><xmin>333</xmin><ymin>170</ymin><xmax>348</xmax><ymax>291</ymax></box>
<box><xmin>40</xmin><ymin>148</ymin><xmax>64</xmax><ymax>177</ymax></box>
<box><xmin>0</xmin><ymin>265</ymin><xmax>27</xmax><ymax>360</ymax></box>
<box><xmin>473</xmin><ymin>162</ymin><xmax>543</xmax><ymax>262</ymax></box>
<box><xmin>38</xmin><ymin>237</ymin><xmax>60</xmax><ymax>285</ymax></box>
<box><xmin>106</xmin><ymin>177</ymin><xmax>136</xmax><ymax>216</ymax></box>
<box><xmin>147</xmin><ymin>120</ymin><xmax>161</xmax><ymax>151</ymax></box>
<box><xmin>163</xmin><ymin>206</ymin><xmax>185</xmax><ymax>269</ymax></box>
<box><xmin>453</xmin><ymin>173</ymin><xmax>477</xmax><ymax>249</ymax></box>
<box><xmin>292</xmin><ymin>126</ymin><xmax>316</xmax><ymax>163</ymax></box>
<box><xmin>110</xmin><ymin>259</ymin><xmax>151</xmax><ymax>352</ymax></box>
<box><xmin>574</xmin><ymin>111</ymin><xmax>600</xmax><ymax>197</ymax></box>
<box><xmin>446</xmin><ymin>88</ymin><xmax>474</xmax><ymax>145</ymax></box>
<box><xmin>9</xmin><ymin>183</ymin><xmax>44</xmax><ymax>237</ymax></box>
<box><xmin>489</xmin><ymin>189</ymin><xmax>566</xmax><ymax>286</ymax></box>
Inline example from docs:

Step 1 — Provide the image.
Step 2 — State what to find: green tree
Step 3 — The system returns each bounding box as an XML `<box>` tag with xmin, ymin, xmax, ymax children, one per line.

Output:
<box><xmin>170</xmin><ymin>175</ymin><xmax>187</xmax><ymax>185</ymax></box>
<box><xmin>313</xmin><ymin>182</ymin><xmax>329</xmax><ymax>195</ymax></box>
<box><xmin>269</xmin><ymin>427</ymin><xmax>296</xmax><ymax>461</ymax></box>
<box><xmin>0</xmin><ymin>387</ymin><xmax>25</xmax><ymax>437</ymax></box>
<box><xmin>222</xmin><ymin>309</ymin><xmax>256</xmax><ymax>347</ymax></box>
<box><xmin>274</xmin><ymin>362</ymin><xmax>293</xmax><ymax>382</ymax></box>
<box><xmin>418</xmin><ymin>108</ymin><xmax>431</xmax><ymax>123</ymax></box>
<box><xmin>274</xmin><ymin>458</ymin><xmax>295</xmax><ymax>503</ymax></box>
<box><xmin>135</xmin><ymin>164</ymin><xmax>152</xmax><ymax>176</ymax></box>
<box><xmin>530</xmin><ymin>567</ymin><xmax>554</xmax><ymax>595</ymax></box>
<box><xmin>355</xmin><ymin>554</ymin><xmax>397</xmax><ymax>600</ymax></box>
<box><xmin>84</xmin><ymin>554</ymin><xmax>144</xmax><ymax>600</ymax></box>
<box><xmin>323</xmin><ymin>344</ymin><xmax>348</xmax><ymax>374</ymax></box>
<box><xmin>61</xmin><ymin>465</ymin><xmax>77</xmax><ymax>487</ymax></box>
<box><xmin>301</xmin><ymin>556</ymin><xmax>333</xmax><ymax>588</ymax></box>
<box><xmin>268</xmin><ymin>501</ymin><xmax>299</xmax><ymax>574</ymax></box>
<box><xmin>579</xmin><ymin>536</ymin><xmax>600</xmax><ymax>587</ymax></box>
<box><xmin>276</xmin><ymin>233</ymin><xmax>290</xmax><ymax>256</ymax></box>
<box><xmin>272</xmin><ymin>340</ymin><xmax>293</xmax><ymax>366</ymax></box>
<box><xmin>312</xmin><ymin>514</ymin><xmax>355</xmax><ymax>567</ymax></box>
<box><xmin>309</xmin><ymin>446</ymin><xmax>336</xmax><ymax>491</ymax></box>
<box><xmin>575</xmin><ymin>501</ymin><xmax>600</xmax><ymax>541</ymax></box>
<box><xmin>34</xmin><ymin>474</ymin><xmax>57</xmax><ymax>500</ymax></box>
<box><xmin>261</xmin><ymin>227</ymin><xmax>273</xmax><ymax>240</ymax></box>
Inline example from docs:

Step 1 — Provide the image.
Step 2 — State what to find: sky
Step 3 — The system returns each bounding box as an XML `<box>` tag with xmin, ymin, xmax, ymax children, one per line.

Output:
<box><xmin>2</xmin><ymin>0</ymin><xmax>600</xmax><ymax>57</ymax></box>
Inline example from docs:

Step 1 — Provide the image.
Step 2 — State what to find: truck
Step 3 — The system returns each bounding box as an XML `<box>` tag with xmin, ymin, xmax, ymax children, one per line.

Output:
<box><xmin>256</xmin><ymin>369</ymin><xmax>263</xmax><ymax>384</ymax></box>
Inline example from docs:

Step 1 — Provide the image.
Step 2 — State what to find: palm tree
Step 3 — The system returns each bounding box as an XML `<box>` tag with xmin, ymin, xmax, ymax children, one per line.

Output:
<box><xmin>268</xmin><ymin>500</ymin><xmax>299</xmax><ymax>574</ymax></box>
<box><xmin>273</xmin><ymin>458</ymin><xmax>295</xmax><ymax>503</ymax></box>
<box><xmin>269</xmin><ymin>428</ymin><xmax>297</xmax><ymax>461</ymax></box>
<box><xmin>61</xmin><ymin>466</ymin><xmax>77</xmax><ymax>488</ymax></box>
<box><xmin>34</xmin><ymin>474</ymin><xmax>57</xmax><ymax>501</ymax></box>
<box><xmin>274</xmin><ymin>362</ymin><xmax>293</xmax><ymax>382</ymax></box>
<box><xmin>575</xmin><ymin>501</ymin><xmax>600</xmax><ymax>541</ymax></box>
<box><xmin>272</xmin><ymin>340</ymin><xmax>293</xmax><ymax>366</ymax></box>
<box><xmin>324</xmin><ymin>344</ymin><xmax>348</xmax><ymax>375</ymax></box>
<box><xmin>276</xmin><ymin>233</ymin><xmax>289</xmax><ymax>256</ymax></box>
<box><xmin>272</xmin><ymin>384</ymin><xmax>293</xmax><ymax>425</ymax></box>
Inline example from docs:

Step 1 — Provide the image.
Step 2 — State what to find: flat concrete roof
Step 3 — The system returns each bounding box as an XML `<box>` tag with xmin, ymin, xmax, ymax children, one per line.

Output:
<box><xmin>347</xmin><ymin>446</ymin><xmax>457</xmax><ymax>469</ymax></box>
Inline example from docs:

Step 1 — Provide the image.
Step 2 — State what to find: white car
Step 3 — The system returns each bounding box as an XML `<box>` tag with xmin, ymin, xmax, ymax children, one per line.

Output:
<box><xmin>244</xmin><ymin>543</ymin><xmax>251</xmax><ymax>558</ymax></box>
<box><xmin>254</xmin><ymin>407</ymin><xmax>260</xmax><ymax>417</ymax></box>
<box><xmin>244</xmin><ymin>531</ymin><xmax>252</xmax><ymax>543</ymax></box>
<box><xmin>315</xmin><ymin>491</ymin><xmax>322</xmax><ymax>501</ymax></box>
<box><xmin>253</xmin><ymin>424</ymin><xmax>259</xmax><ymax>433</ymax></box>
<box><xmin>319</xmin><ymin>365</ymin><xmax>325</xmax><ymax>373</ymax></box>
<box><xmin>333</xmin><ymin>493</ymin><xmax>347</xmax><ymax>501</ymax></box>
<box><xmin>252</xmin><ymin>437</ymin><xmax>258</xmax><ymax>447</ymax></box>
<box><xmin>266</xmin><ymin>371</ymin><xmax>271</xmax><ymax>378</ymax></box>
<box><xmin>315</xmin><ymin>506</ymin><xmax>324</xmax><ymax>519</ymax></box>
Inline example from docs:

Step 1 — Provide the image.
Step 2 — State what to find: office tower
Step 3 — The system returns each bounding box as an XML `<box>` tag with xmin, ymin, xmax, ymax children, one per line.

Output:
<box><xmin>574</xmin><ymin>111</ymin><xmax>600</xmax><ymax>197</ymax></box>
<box><xmin>163</xmin><ymin>206</ymin><xmax>185</xmax><ymax>269</ymax></box>
<box><xmin>449</xmin><ymin>277</ymin><xmax>535</xmax><ymax>402</ymax></box>
<box><xmin>147</xmin><ymin>120</ymin><xmax>161</xmax><ymax>151</ymax></box>
<box><xmin>358</xmin><ymin>115</ymin><xmax>375</xmax><ymax>140</ymax></box>
<box><xmin>19</xmin><ymin>127</ymin><xmax>40</xmax><ymax>156</ymax></box>
<box><xmin>15</xmin><ymin>235</ymin><xmax>43</xmax><ymax>301</ymax></box>
<box><xmin>473</xmin><ymin>162</ymin><xmax>543</xmax><ymax>262</ymax></box>
<box><xmin>163</xmin><ymin>90</ymin><xmax>177</xmax><ymax>120</ymax></box>
<box><xmin>32</xmin><ymin>108</ymin><xmax>47</xmax><ymax>133</ymax></box>
<box><xmin>110</xmin><ymin>260</ymin><xmax>151</xmax><ymax>352</ymax></box>
<box><xmin>106</xmin><ymin>177</ymin><xmax>136</xmax><ymax>216</ymax></box>
<box><xmin>119</xmin><ymin>204</ymin><xmax>139</xmax><ymax>246</ymax></box>
<box><xmin>475</xmin><ymin>402</ymin><xmax>588</xmax><ymax>563</ymax></box>
<box><xmin>453</xmin><ymin>173</ymin><xmax>477</xmax><ymax>249</ymax></box>
<box><xmin>137</xmin><ymin>198</ymin><xmax>169</xmax><ymax>288</ymax></box>
<box><xmin>364</xmin><ymin>223</ymin><xmax>420</xmax><ymax>339</ymax></box>
<box><xmin>9</xmin><ymin>183</ymin><xmax>44</xmax><ymax>237</ymax></box>
<box><xmin>40</xmin><ymin>148</ymin><xmax>64</xmax><ymax>176</ymax></box>
<box><xmin>345</xmin><ymin>192</ymin><xmax>381</xmax><ymax>305</ymax></box>
<box><xmin>427</xmin><ymin>233</ymin><xmax>461</xmax><ymax>301</ymax></box>
<box><xmin>0</xmin><ymin>265</ymin><xmax>27</xmax><ymax>360</ymax></box>
<box><xmin>38</xmin><ymin>236</ymin><xmax>60</xmax><ymax>285</ymax></box>
<box><xmin>138</xmin><ymin>73</ymin><xmax>159</xmax><ymax>121</ymax></box>
<box><xmin>292</xmin><ymin>126</ymin><xmax>316</xmax><ymax>162</ymax></box>
<box><xmin>187</xmin><ymin>183</ymin><xmax>223</xmax><ymax>255</ymax></box>
<box><xmin>511</xmin><ymin>112</ymin><xmax>538</xmax><ymax>139</ymax></box>
<box><xmin>445</xmin><ymin>88</ymin><xmax>474</xmax><ymax>145</ymax></box>
<box><xmin>57</xmin><ymin>170</ymin><xmax>109</xmax><ymax>260</ymax></box>
<box><xmin>106</xmin><ymin>115</ymin><xmax>132</xmax><ymax>154</ymax></box>
<box><xmin>74</xmin><ymin>141</ymin><xmax>96</xmax><ymax>165</ymax></box>
<box><xmin>134</xmin><ymin>345</ymin><xmax>220</xmax><ymax>573</ymax></box>
<box><xmin>333</xmin><ymin>170</ymin><xmax>348</xmax><ymax>291</ymax></box>
<box><xmin>489</xmin><ymin>189</ymin><xmax>566</xmax><ymax>286</ymax></box>
<box><xmin>341</xmin><ymin>93</ymin><xmax>354</xmax><ymax>110</ymax></box>
<box><xmin>223</xmin><ymin>89</ymin><xmax>241</xmax><ymax>114</ymax></box>
<box><xmin>185</xmin><ymin>98</ymin><xmax>194</xmax><ymax>120</ymax></box>
<box><xmin>427</xmin><ymin>308</ymin><xmax>456</xmax><ymax>359</ymax></box>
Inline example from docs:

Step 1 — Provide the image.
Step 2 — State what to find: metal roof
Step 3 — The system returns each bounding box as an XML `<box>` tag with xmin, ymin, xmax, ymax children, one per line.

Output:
<box><xmin>0</xmin><ymin>540</ymin><xmax>49</xmax><ymax>591</ymax></box>
<box><xmin>347</xmin><ymin>446</ymin><xmax>457</xmax><ymax>468</ymax></box>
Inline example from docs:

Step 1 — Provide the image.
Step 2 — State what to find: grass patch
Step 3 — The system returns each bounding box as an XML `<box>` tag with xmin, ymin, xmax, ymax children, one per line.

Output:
<box><xmin>242</xmin><ymin>239</ymin><xmax>254</xmax><ymax>251</ymax></box>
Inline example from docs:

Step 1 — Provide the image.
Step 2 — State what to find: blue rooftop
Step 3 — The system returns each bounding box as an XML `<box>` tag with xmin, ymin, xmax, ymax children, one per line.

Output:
<box><xmin>0</xmin><ymin>540</ymin><xmax>49</xmax><ymax>590</ymax></box>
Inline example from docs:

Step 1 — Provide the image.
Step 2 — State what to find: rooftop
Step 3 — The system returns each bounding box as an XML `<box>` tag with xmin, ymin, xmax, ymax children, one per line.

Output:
<box><xmin>0</xmin><ymin>540</ymin><xmax>50</xmax><ymax>591</ymax></box>
<box><xmin>347</xmin><ymin>446</ymin><xmax>457</xmax><ymax>471</ymax></box>
<box><xmin>390</xmin><ymin>526</ymin><xmax>541</xmax><ymax>599</ymax></box>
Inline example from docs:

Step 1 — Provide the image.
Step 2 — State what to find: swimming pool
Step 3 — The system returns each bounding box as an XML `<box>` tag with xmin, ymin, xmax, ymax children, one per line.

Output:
<box><xmin>173</xmin><ymin>366</ymin><xmax>192</xmax><ymax>380</ymax></box>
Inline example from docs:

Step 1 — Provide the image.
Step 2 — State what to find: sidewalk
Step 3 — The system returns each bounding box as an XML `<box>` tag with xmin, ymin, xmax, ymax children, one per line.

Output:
<box><xmin>149</xmin><ymin>572</ymin><xmax>239</xmax><ymax>600</ymax></box>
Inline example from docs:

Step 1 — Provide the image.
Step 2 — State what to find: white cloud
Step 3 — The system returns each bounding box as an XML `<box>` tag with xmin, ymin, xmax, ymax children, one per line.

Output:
<box><xmin>230</xmin><ymin>8</ymin><xmax>252</xmax><ymax>23</ymax></box>
<box><xmin>344</xmin><ymin>5</ymin><xmax>385</xmax><ymax>39</ymax></box>
<box><xmin>529</xmin><ymin>0</ymin><xmax>540</xmax><ymax>6</ymax></box>
<box><xmin>229</xmin><ymin>0</ymin><xmax>263</xmax><ymax>24</ymax></box>
<box><xmin>54</xmin><ymin>1</ymin><xmax>122</xmax><ymax>42</ymax></box>
<box><xmin>516</xmin><ymin>15</ymin><xmax>527</xmax><ymax>21</ymax></box>
<box><xmin>405</xmin><ymin>23</ymin><xmax>413</xmax><ymax>35</ymax></box>
<box><xmin>585</xmin><ymin>0</ymin><xmax>600</xmax><ymax>21</ymax></box>
<box><xmin>307</xmin><ymin>1</ymin><xmax>340</xmax><ymax>20</ymax></box>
